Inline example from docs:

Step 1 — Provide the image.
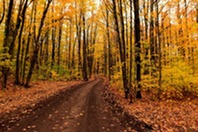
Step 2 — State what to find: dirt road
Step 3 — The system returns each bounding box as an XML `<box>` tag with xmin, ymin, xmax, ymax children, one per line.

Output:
<box><xmin>0</xmin><ymin>77</ymin><xmax>150</xmax><ymax>132</ymax></box>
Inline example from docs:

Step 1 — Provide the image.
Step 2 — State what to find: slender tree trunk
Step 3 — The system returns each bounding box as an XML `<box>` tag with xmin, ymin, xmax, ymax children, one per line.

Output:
<box><xmin>156</xmin><ymin>0</ymin><xmax>162</xmax><ymax>98</ymax></box>
<box><xmin>20</xmin><ymin>38</ymin><xmax>25</xmax><ymax>81</ymax></box>
<box><xmin>119</xmin><ymin>0</ymin><xmax>129</xmax><ymax>97</ymax></box>
<box><xmin>134</xmin><ymin>0</ymin><xmax>142</xmax><ymax>98</ymax></box>
<box><xmin>44</xmin><ymin>30</ymin><xmax>49</xmax><ymax>64</ymax></box>
<box><xmin>177</xmin><ymin>0</ymin><xmax>185</xmax><ymax>60</ymax></box>
<box><xmin>184</xmin><ymin>0</ymin><xmax>189</xmax><ymax>62</ymax></box>
<box><xmin>105</xmin><ymin>8</ymin><xmax>112</xmax><ymax>80</ymax></box>
<box><xmin>51</xmin><ymin>2</ymin><xmax>56</xmax><ymax>68</ymax></box>
<box><xmin>161</xmin><ymin>13</ymin><xmax>166</xmax><ymax>66</ymax></box>
<box><xmin>143</xmin><ymin>0</ymin><xmax>149</xmax><ymax>74</ymax></box>
<box><xmin>89</xmin><ymin>25</ymin><xmax>97</xmax><ymax>78</ymax></box>
<box><xmin>124</xmin><ymin>2</ymin><xmax>129</xmax><ymax>60</ymax></box>
<box><xmin>112</xmin><ymin>0</ymin><xmax>129</xmax><ymax>99</ymax></box>
<box><xmin>76</xmin><ymin>8</ymin><xmax>82</xmax><ymax>73</ymax></box>
<box><xmin>103</xmin><ymin>37</ymin><xmax>108</xmax><ymax>76</ymax></box>
<box><xmin>68</xmin><ymin>19</ymin><xmax>72</xmax><ymax>70</ymax></box>
<box><xmin>15</xmin><ymin>0</ymin><xmax>28</xmax><ymax>85</ymax></box>
<box><xmin>22</xmin><ymin>1</ymin><xmax>35</xmax><ymax>84</ymax></box>
<box><xmin>129</xmin><ymin>0</ymin><xmax>133</xmax><ymax>89</ymax></box>
<box><xmin>57</xmin><ymin>20</ymin><xmax>63</xmax><ymax>73</ymax></box>
<box><xmin>82</xmin><ymin>14</ymin><xmax>88</xmax><ymax>81</ymax></box>
<box><xmin>150</xmin><ymin>0</ymin><xmax>156</xmax><ymax>74</ymax></box>
<box><xmin>0</xmin><ymin>0</ymin><xmax>5</xmax><ymax>24</ymax></box>
<box><xmin>196</xmin><ymin>2</ymin><xmax>198</xmax><ymax>24</ymax></box>
<box><xmin>71</xmin><ymin>37</ymin><xmax>77</xmax><ymax>70</ymax></box>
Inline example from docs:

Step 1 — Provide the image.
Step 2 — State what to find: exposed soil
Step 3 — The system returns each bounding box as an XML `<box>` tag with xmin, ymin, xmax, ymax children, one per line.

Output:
<box><xmin>0</xmin><ymin>77</ymin><xmax>151</xmax><ymax>132</ymax></box>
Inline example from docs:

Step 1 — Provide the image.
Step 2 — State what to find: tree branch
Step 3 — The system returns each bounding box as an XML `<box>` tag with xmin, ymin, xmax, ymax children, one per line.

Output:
<box><xmin>0</xmin><ymin>0</ymin><xmax>5</xmax><ymax>24</ymax></box>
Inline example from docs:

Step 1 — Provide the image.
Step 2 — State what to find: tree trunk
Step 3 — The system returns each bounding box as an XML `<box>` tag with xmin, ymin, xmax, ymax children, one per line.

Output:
<box><xmin>119</xmin><ymin>0</ymin><xmax>129</xmax><ymax>98</ymax></box>
<box><xmin>112</xmin><ymin>0</ymin><xmax>129</xmax><ymax>99</ymax></box>
<box><xmin>82</xmin><ymin>14</ymin><xmax>88</xmax><ymax>81</ymax></box>
<box><xmin>103</xmin><ymin>37</ymin><xmax>108</xmax><ymax>76</ymax></box>
<box><xmin>71</xmin><ymin>37</ymin><xmax>77</xmax><ymax>70</ymax></box>
<box><xmin>76</xmin><ymin>6</ymin><xmax>82</xmax><ymax>73</ymax></box>
<box><xmin>143</xmin><ymin>0</ymin><xmax>149</xmax><ymax>75</ymax></box>
<box><xmin>44</xmin><ymin>30</ymin><xmax>49</xmax><ymax>65</ymax></box>
<box><xmin>89</xmin><ymin>25</ymin><xmax>97</xmax><ymax>78</ymax></box>
<box><xmin>57</xmin><ymin>20</ymin><xmax>63</xmax><ymax>73</ymax></box>
<box><xmin>156</xmin><ymin>0</ymin><xmax>162</xmax><ymax>98</ymax></box>
<box><xmin>105</xmin><ymin>6</ymin><xmax>112</xmax><ymax>80</ymax></box>
<box><xmin>15</xmin><ymin>0</ymin><xmax>28</xmax><ymax>85</ymax></box>
<box><xmin>0</xmin><ymin>0</ymin><xmax>5</xmax><ymax>24</ymax></box>
<box><xmin>150</xmin><ymin>0</ymin><xmax>156</xmax><ymax>74</ymax></box>
<box><xmin>129</xmin><ymin>0</ymin><xmax>133</xmax><ymax>89</ymax></box>
<box><xmin>68</xmin><ymin>19</ymin><xmax>72</xmax><ymax>70</ymax></box>
<box><xmin>22</xmin><ymin>2</ymin><xmax>35</xmax><ymax>84</ymax></box>
<box><xmin>134</xmin><ymin>0</ymin><xmax>142</xmax><ymax>98</ymax></box>
<box><xmin>51</xmin><ymin>2</ymin><xmax>56</xmax><ymax>68</ymax></box>
<box><xmin>2</xmin><ymin>0</ymin><xmax>14</xmax><ymax>89</ymax></box>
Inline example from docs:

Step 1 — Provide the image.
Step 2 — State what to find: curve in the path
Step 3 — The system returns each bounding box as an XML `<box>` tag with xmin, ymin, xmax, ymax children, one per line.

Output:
<box><xmin>2</xmin><ymin>77</ymin><xmax>128</xmax><ymax>132</ymax></box>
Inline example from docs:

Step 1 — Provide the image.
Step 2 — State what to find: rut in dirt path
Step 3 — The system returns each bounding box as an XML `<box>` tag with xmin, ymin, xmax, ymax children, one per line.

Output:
<box><xmin>1</xmin><ymin>77</ymin><xmax>131</xmax><ymax>132</ymax></box>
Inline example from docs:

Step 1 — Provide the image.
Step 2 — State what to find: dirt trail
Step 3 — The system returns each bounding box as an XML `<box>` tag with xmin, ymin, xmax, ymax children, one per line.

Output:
<box><xmin>1</xmin><ymin>77</ymin><xmax>132</xmax><ymax>132</ymax></box>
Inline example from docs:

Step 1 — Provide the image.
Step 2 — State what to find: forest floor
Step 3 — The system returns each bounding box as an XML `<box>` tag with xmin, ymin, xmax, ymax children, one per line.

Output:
<box><xmin>105</xmin><ymin>85</ymin><xmax>198</xmax><ymax>132</ymax></box>
<box><xmin>0</xmin><ymin>77</ymin><xmax>151</xmax><ymax>132</ymax></box>
<box><xmin>0</xmin><ymin>77</ymin><xmax>197</xmax><ymax>132</ymax></box>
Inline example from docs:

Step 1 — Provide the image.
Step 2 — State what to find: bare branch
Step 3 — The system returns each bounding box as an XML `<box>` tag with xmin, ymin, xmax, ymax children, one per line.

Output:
<box><xmin>0</xmin><ymin>0</ymin><xmax>5</xmax><ymax>24</ymax></box>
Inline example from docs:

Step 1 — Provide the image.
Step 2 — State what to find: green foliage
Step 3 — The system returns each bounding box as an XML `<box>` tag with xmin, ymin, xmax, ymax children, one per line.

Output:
<box><xmin>36</xmin><ymin>64</ymin><xmax>81</xmax><ymax>81</ymax></box>
<box><xmin>0</xmin><ymin>47</ymin><xmax>12</xmax><ymax>69</ymax></box>
<box><xmin>36</xmin><ymin>64</ymin><xmax>67</xmax><ymax>80</ymax></box>
<box><xmin>141</xmin><ymin>60</ymin><xmax>198</xmax><ymax>99</ymax></box>
<box><xmin>161</xmin><ymin>61</ymin><xmax>198</xmax><ymax>99</ymax></box>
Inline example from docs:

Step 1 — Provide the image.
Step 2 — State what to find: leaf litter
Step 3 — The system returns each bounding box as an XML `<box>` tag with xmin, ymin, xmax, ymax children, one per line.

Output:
<box><xmin>0</xmin><ymin>80</ymin><xmax>83</xmax><ymax>126</ymax></box>
<box><xmin>106</xmin><ymin>85</ymin><xmax>198</xmax><ymax>132</ymax></box>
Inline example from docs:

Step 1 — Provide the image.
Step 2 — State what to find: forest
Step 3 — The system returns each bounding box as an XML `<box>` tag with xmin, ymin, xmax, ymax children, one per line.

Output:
<box><xmin>0</xmin><ymin>0</ymin><xmax>198</xmax><ymax>131</ymax></box>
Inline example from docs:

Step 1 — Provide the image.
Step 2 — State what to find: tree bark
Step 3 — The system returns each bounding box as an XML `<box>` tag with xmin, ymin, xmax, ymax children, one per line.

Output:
<box><xmin>57</xmin><ymin>19</ymin><xmax>63</xmax><ymax>73</ymax></box>
<box><xmin>143</xmin><ymin>0</ymin><xmax>149</xmax><ymax>75</ymax></box>
<box><xmin>51</xmin><ymin>1</ymin><xmax>56</xmax><ymax>68</ymax></box>
<box><xmin>15</xmin><ymin>0</ymin><xmax>29</xmax><ymax>85</ymax></box>
<box><xmin>150</xmin><ymin>0</ymin><xmax>156</xmax><ymax>74</ymax></box>
<box><xmin>22</xmin><ymin>1</ymin><xmax>35</xmax><ymax>84</ymax></box>
<box><xmin>129</xmin><ymin>0</ymin><xmax>133</xmax><ymax>89</ymax></box>
<box><xmin>112</xmin><ymin>0</ymin><xmax>129</xmax><ymax>99</ymax></box>
<box><xmin>156</xmin><ymin>0</ymin><xmax>162</xmax><ymax>98</ymax></box>
<box><xmin>82</xmin><ymin>14</ymin><xmax>88</xmax><ymax>81</ymax></box>
<box><xmin>68</xmin><ymin>19</ymin><xmax>72</xmax><ymax>70</ymax></box>
<box><xmin>2</xmin><ymin>0</ymin><xmax>14</xmax><ymax>89</ymax></box>
<box><xmin>76</xmin><ymin>4</ymin><xmax>82</xmax><ymax>73</ymax></box>
<box><xmin>134</xmin><ymin>0</ymin><xmax>142</xmax><ymax>98</ymax></box>
<box><xmin>0</xmin><ymin>0</ymin><xmax>5</xmax><ymax>24</ymax></box>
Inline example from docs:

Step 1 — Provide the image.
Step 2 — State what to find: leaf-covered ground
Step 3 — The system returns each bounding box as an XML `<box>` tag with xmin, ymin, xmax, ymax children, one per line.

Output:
<box><xmin>108</xmin><ymin>86</ymin><xmax>198</xmax><ymax>132</ymax></box>
<box><xmin>0</xmin><ymin>80</ymin><xmax>84</xmax><ymax>122</ymax></box>
<box><xmin>1</xmin><ymin>79</ymin><xmax>197</xmax><ymax>132</ymax></box>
